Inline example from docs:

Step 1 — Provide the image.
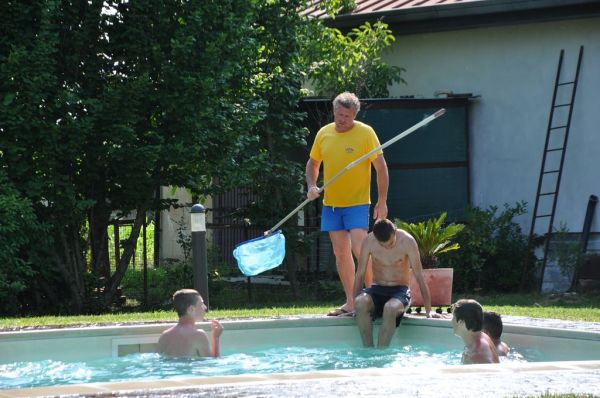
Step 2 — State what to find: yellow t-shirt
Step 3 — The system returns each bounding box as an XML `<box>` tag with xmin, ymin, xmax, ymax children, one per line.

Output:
<box><xmin>309</xmin><ymin>121</ymin><xmax>382</xmax><ymax>207</ymax></box>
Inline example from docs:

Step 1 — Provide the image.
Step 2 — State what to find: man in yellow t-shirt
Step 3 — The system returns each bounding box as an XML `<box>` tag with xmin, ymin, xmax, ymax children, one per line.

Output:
<box><xmin>306</xmin><ymin>92</ymin><xmax>389</xmax><ymax>317</ymax></box>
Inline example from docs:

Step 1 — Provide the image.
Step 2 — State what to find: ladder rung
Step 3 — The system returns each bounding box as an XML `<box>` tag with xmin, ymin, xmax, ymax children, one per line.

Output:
<box><xmin>530</xmin><ymin>50</ymin><xmax>581</xmax><ymax>244</ymax></box>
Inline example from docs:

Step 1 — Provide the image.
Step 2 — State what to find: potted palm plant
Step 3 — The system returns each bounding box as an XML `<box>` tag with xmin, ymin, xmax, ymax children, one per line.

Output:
<box><xmin>394</xmin><ymin>212</ymin><xmax>464</xmax><ymax>312</ymax></box>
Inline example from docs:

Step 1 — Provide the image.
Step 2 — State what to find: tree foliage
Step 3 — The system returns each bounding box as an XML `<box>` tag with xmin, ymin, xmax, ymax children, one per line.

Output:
<box><xmin>1</xmin><ymin>0</ymin><xmax>265</xmax><ymax>314</ymax></box>
<box><xmin>0</xmin><ymin>170</ymin><xmax>51</xmax><ymax>315</ymax></box>
<box><xmin>318</xmin><ymin>0</ymin><xmax>358</xmax><ymax>17</ymax></box>
<box><xmin>303</xmin><ymin>20</ymin><xmax>405</xmax><ymax>98</ymax></box>
<box><xmin>0</xmin><ymin>0</ymin><xmax>405</xmax><ymax>315</ymax></box>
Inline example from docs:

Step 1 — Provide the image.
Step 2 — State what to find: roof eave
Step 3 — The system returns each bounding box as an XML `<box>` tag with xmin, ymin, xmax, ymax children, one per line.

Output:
<box><xmin>324</xmin><ymin>0</ymin><xmax>600</xmax><ymax>34</ymax></box>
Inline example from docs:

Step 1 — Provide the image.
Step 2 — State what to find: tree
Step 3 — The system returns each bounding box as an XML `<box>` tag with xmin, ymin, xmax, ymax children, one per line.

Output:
<box><xmin>1</xmin><ymin>0</ymin><xmax>264</xmax><ymax>313</ymax></box>
<box><xmin>302</xmin><ymin>20</ymin><xmax>405</xmax><ymax>98</ymax></box>
<box><xmin>237</xmin><ymin>0</ymin><xmax>315</xmax><ymax>298</ymax></box>
<box><xmin>0</xmin><ymin>0</ymin><xmax>406</xmax><ymax>314</ymax></box>
<box><xmin>234</xmin><ymin>2</ymin><xmax>406</xmax><ymax>296</ymax></box>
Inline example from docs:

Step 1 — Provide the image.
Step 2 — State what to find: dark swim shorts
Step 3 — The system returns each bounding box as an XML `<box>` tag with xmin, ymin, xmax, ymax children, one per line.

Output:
<box><xmin>359</xmin><ymin>284</ymin><xmax>411</xmax><ymax>327</ymax></box>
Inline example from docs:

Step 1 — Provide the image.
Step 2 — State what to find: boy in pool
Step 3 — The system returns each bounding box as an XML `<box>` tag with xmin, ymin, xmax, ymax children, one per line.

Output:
<box><xmin>483</xmin><ymin>311</ymin><xmax>510</xmax><ymax>356</ymax></box>
<box><xmin>354</xmin><ymin>218</ymin><xmax>438</xmax><ymax>348</ymax></box>
<box><xmin>158</xmin><ymin>289</ymin><xmax>223</xmax><ymax>357</ymax></box>
<box><xmin>451</xmin><ymin>299</ymin><xmax>499</xmax><ymax>364</ymax></box>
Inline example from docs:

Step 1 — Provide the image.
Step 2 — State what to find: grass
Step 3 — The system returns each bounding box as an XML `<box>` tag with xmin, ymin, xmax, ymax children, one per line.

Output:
<box><xmin>0</xmin><ymin>292</ymin><xmax>599</xmax><ymax>331</ymax></box>
<box><xmin>0</xmin><ymin>304</ymin><xmax>333</xmax><ymax>330</ymax></box>
<box><xmin>462</xmin><ymin>293</ymin><xmax>600</xmax><ymax>322</ymax></box>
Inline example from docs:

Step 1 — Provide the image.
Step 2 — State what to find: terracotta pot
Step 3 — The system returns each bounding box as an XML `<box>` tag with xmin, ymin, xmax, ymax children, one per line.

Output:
<box><xmin>408</xmin><ymin>268</ymin><xmax>454</xmax><ymax>307</ymax></box>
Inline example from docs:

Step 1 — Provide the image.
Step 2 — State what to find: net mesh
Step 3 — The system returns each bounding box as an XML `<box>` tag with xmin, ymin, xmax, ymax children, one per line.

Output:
<box><xmin>233</xmin><ymin>230</ymin><xmax>286</xmax><ymax>276</ymax></box>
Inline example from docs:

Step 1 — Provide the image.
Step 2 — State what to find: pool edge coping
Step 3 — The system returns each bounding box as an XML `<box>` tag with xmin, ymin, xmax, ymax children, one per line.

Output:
<box><xmin>2</xmin><ymin>358</ymin><xmax>600</xmax><ymax>398</ymax></box>
<box><xmin>1</xmin><ymin>315</ymin><xmax>599</xmax><ymax>397</ymax></box>
<box><xmin>1</xmin><ymin>314</ymin><xmax>598</xmax><ymax>342</ymax></box>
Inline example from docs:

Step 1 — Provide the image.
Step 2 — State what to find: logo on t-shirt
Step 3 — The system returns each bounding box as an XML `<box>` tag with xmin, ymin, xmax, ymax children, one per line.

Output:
<box><xmin>345</xmin><ymin>147</ymin><xmax>354</xmax><ymax>154</ymax></box>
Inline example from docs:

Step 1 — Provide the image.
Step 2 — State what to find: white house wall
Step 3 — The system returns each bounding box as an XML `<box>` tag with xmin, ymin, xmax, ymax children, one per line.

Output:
<box><xmin>385</xmin><ymin>17</ymin><xmax>600</xmax><ymax>237</ymax></box>
<box><xmin>159</xmin><ymin>187</ymin><xmax>191</xmax><ymax>262</ymax></box>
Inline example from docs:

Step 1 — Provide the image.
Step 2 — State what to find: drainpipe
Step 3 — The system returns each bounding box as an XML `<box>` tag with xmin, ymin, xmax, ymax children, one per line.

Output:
<box><xmin>569</xmin><ymin>194</ymin><xmax>598</xmax><ymax>291</ymax></box>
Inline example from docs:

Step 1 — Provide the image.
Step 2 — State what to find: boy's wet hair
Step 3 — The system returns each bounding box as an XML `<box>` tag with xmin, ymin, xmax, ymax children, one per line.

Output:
<box><xmin>452</xmin><ymin>299</ymin><xmax>484</xmax><ymax>331</ymax></box>
<box><xmin>373</xmin><ymin>219</ymin><xmax>396</xmax><ymax>242</ymax></box>
<box><xmin>172</xmin><ymin>289</ymin><xmax>201</xmax><ymax>317</ymax></box>
<box><xmin>482</xmin><ymin>311</ymin><xmax>503</xmax><ymax>340</ymax></box>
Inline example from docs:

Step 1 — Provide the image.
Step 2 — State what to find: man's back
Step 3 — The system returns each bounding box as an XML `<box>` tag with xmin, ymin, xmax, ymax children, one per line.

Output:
<box><xmin>158</xmin><ymin>324</ymin><xmax>210</xmax><ymax>357</ymax></box>
<box><xmin>462</xmin><ymin>332</ymin><xmax>500</xmax><ymax>364</ymax></box>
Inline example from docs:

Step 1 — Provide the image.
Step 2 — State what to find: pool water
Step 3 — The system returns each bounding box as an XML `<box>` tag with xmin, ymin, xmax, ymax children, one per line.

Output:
<box><xmin>0</xmin><ymin>343</ymin><xmax>527</xmax><ymax>390</ymax></box>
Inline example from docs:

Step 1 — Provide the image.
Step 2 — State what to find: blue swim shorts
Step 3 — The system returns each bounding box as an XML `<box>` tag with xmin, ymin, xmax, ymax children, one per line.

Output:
<box><xmin>320</xmin><ymin>204</ymin><xmax>370</xmax><ymax>232</ymax></box>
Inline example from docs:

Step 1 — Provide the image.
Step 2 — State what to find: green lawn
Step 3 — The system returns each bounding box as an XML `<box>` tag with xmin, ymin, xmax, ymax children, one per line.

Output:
<box><xmin>461</xmin><ymin>293</ymin><xmax>600</xmax><ymax>322</ymax></box>
<box><xmin>1</xmin><ymin>293</ymin><xmax>598</xmax><ymax>331</ymax></box>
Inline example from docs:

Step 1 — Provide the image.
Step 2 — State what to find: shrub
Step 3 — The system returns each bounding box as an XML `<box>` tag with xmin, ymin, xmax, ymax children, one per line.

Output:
<box><xmin>440</xmin><ymin>202</ymin><xmax>535</xmax><ymax>293</ymax></box>
<box><xmin>549</xmin><ymin>223</ymin><xmax>585</xmax><ymax>279</ymax></box>
<box><xmin>120</xmin><ymin>261</ymin><xmax>193</xmax><ymax>310</ymax></box>
<box><xmin>0</xmin><ymin>172</ymin><xmax>48</xmax><ymax>315</ymax></box>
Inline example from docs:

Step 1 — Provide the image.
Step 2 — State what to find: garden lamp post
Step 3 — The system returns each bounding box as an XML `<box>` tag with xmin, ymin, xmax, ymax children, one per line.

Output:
<box><xmin>191</xmin><ymin>203</ymin><xmax>209</xmax><ymax>309</ymax></box>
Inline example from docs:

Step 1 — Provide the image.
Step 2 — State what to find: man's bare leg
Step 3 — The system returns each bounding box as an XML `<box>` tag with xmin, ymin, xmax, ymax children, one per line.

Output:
<box><xmin>378</xmin><ymin>299</ymin><xmax>404</xmax><ymax>348</ymax></box>
<box><xmin>355</xmin><ymin>293</ymin><xmax>375</xmax><ymax>347</ymax></box>
<box><xmin>350</xmin><ymin>228</ymin><xmax>372</xmax><ymax>287</ymax></box>
<box><xmin>329</xmin><ymin>230</ymin><xmax>355</xmax><ymax>312</ymax></box>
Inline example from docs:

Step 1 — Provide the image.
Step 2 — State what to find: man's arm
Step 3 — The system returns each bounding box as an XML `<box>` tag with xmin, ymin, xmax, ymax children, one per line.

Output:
<box><xmin>306</xmin><ymin>157</ymin><xmax>321</xmax><ymax>201</ymax></box>
<box><xmin>353</xmin><ymin>236</ymin><xmax>372</xmax><ymax>298</ymax></box>
<box><xmin>157</xmin><ymin>333</ymin><xmax>166</xmax><ymax>354</ymax></box>
<box><xmin>482</xmin><ymin>333</ymin><xmax>500</xmax><ymax>363</ymax></box>
<box><xmin>196</xmin><ymin>330</ymin><xmax>212</xmax><ymax>357</ymax></box>
<box><xmin>371</xmin><ymin>154</ymin><xmax>388</xmax><ymax>220</ymax></box>
<box><xmin>406</xmin><ymin>235</ymin><xmax>433</xmax><ymax>317</ymax></box>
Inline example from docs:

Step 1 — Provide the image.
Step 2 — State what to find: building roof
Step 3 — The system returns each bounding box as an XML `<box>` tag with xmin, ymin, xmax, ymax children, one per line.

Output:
<box><xmin>303</xmin><ymin>0</ymin><xmax>485</xmax><ymax>19</ymax></box>
<box><xmin>304</xmin><ymin>0</ymin><xmax>600</xmax><ymax>33</ymax></box>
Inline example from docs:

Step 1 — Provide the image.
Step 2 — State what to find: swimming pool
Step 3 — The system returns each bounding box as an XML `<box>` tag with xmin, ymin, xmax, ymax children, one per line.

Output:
<box><xmin>1</xmin><ymin>316</ymin><xmax>599</xmax><ymax>397</ymax></box>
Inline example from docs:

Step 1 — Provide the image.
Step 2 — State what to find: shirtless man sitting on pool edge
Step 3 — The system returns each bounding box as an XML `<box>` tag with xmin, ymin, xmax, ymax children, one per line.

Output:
<box><xmin>354</xmin><ymin>218</ymin><xmax>437</xmax><ymax>348</ymax></box>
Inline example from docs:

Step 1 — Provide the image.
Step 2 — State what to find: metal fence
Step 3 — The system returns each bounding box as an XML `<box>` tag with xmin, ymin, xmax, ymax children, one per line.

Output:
<box><xmin>206</xmin><ymin>187</ymin><xmax>331</xmax><ymax>277</ymax></box>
